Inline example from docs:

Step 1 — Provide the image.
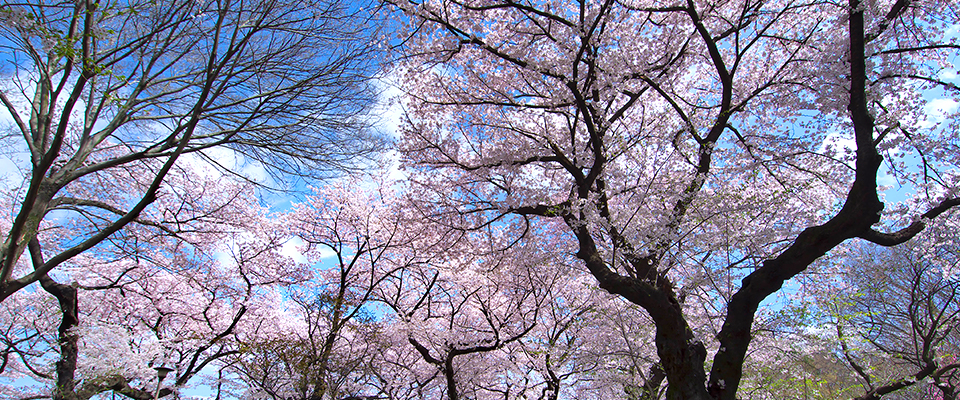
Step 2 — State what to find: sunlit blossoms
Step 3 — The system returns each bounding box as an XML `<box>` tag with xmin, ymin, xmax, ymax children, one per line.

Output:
<box><xmin>1</xmin><ymin>0</ymin><xmax>959</xmax><ymax>399</ymax></box>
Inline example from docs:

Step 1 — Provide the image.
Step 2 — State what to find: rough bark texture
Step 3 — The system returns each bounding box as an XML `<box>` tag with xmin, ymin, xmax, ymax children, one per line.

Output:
<box><xmin>39</xmin><ymin>275</ymin><xmax>79</xmax><ymax>400</ymax></box>
<box><xmin>31</xmin><ymin>239</ymin><xmax>80</xmax><ymax>400</ymax></box>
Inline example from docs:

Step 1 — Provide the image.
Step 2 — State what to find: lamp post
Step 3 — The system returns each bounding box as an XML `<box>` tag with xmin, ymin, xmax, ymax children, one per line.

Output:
<box><xmin>153</xmin><ymin>365</ymin><xmax>175</xmax><ymax>400</ymax></box>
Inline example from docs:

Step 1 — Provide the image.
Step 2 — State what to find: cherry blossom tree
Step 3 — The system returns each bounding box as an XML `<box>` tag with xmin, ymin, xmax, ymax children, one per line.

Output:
<box><xmin>387</xmin><ymin>0</ymin><xmax>960</xmax><ymax>398</ymax></box>
<box><xmin>787</xmin><ymin>220</ymin><xmax>960</xmax><ymax>400</ymax></box>
<box><xmin>0</xmin><ymin>0</ymin><xmax>386</xmax><ymax>302</ymax></box>
<box><xmin>376</xmin><ymin>255</ymin><xmax>548</xmax><ymax>400</ymax></box>
<box><xmin>226</xmin><ymin>179</ymin><xmax>412</xmax><ymax>400</ymax></box>
<box><xmin>0</xmin><ymin>168</ymin><xmax>304</xmax><ymax>400</ymax></box>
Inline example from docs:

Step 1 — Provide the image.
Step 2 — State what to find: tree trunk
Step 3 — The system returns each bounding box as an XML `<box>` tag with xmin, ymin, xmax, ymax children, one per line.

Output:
<box><xmin>30</xmin><ymin>238</ymin><xmax>79</xmax><ymax>400</ymax></box>
<box><xmin>38</xmin><ymin>274</ymin><xmax>80</xmax><ymax>400</ymax></box>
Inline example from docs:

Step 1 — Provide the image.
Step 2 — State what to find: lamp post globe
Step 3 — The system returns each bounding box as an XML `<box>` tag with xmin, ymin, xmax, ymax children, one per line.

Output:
<box><xmin>153</xmin><ymin>365</ymin><xmax>175</xmax><ymax>400</ymax></box>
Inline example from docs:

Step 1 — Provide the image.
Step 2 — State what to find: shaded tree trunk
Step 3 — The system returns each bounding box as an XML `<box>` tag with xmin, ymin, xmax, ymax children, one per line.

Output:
<box><xmin>33</xmin><ymin>239</ymin><xmax>80</xmax><ymax>400</ymax></box>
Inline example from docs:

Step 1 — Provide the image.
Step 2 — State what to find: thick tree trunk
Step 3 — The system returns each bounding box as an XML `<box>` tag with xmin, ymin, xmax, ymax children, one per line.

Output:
<box><xmin>443</xmin><ymin>356</ymin><xmax>460</xmax><ymax>400</ymax></box>
<box><xmin>571</xmin><ymin>227</ymin><xmax>711</xmax><ymax>400</ymax></box>
<box><xmin>30</xmin><ymin>238</ymin><xmax>80</xmax><ymax>400</ymax></box>
<box><xmin>38</xmin><ymin>274</ymin><xmax>80</xmax><ymax>400</ymax></box>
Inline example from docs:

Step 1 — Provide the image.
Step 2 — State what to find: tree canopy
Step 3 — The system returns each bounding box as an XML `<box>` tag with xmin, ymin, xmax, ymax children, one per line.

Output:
<box><xmin>1</xmin><ymin>0</ymin><xmax>959</xmax><ymax>399</ymax></box>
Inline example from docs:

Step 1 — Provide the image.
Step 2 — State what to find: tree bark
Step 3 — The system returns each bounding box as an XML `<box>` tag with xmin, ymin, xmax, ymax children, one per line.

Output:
<box><xmin>33</xmin><ymin>239</ymin><xmax>80</xmax><ymax>400</ymax></box>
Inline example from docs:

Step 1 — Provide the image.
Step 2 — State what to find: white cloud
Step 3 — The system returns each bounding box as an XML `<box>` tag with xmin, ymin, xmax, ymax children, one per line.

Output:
<box><xmin>915</xmin><ymin>97</ymin><xmax>960</xmax><ymax>130</ymax></box>
<box><xmin>946</xmin><ymin>23</ymin><xmax>960</xmax><ymax>40</ymax></box>
<box><xmin>383</xmin><ymin>149</ymin><xmax>407</xmax><ymax>181</ymax></box>
<box><xmin>370</xmin><ymin>69</ymin><xmax>406</xmax><ymax>140</ymax></box>
<box><xmin>0</xmin><ymin>71</ymin><xmax>34</xmax><ymax>193</ymax></box>
<box><xmin>179</xmin><ymin>146</ymin><xmax>272</xmax><ymax>186</ymax></box>
<box><xmin>280</xmin><ymin>236</ymin><xmax>309</xmax><ymax>263</ymax></box>
<box><xmin>924</xmin><ymin>98</ymin><xmax>959</xmax><ymax>123</ymax></box>
<box><xmin>0</xmin><ymin>140</ymin><xmax>28</xmax><ymax>193</ymax></box>
<box><xmin>939</xmin><ymin>69</ymin><xmax>957</xmax><ymax>81</ymax></box>
<box><xmin>280</xmin><ymin>236</ymin><xmax>340</xmax><ymax>263</ymax></box>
